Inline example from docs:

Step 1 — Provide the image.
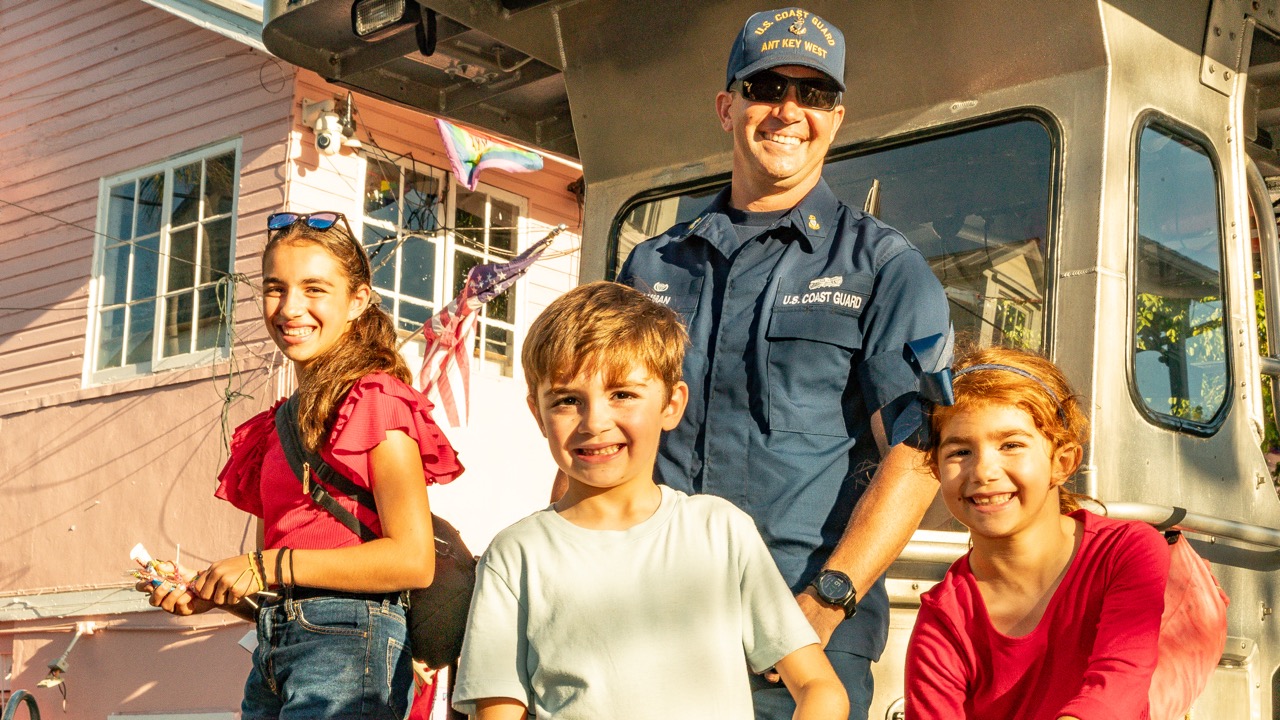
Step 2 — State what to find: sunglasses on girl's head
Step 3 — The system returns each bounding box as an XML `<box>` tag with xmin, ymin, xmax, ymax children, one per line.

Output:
<box><xmin>267</xmin><ymin>211</ymin><xmax>353</xmax><ymax>236</ymax></box>
<box><xmin>267</xmin><ymin>211</ymin><xmax>371</xmax><ymax>273</ymax></box>
<box><xmin>735</xmin><ymin>70</ymin><xmax>842</xmax><ymax>111</ymax></box>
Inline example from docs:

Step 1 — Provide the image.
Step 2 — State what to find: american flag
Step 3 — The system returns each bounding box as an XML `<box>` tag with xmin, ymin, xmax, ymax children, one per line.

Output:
<box><xmin>418</xmin><ymin>224</ymin><xmax>566</xmax><ymax>427</ymax></box>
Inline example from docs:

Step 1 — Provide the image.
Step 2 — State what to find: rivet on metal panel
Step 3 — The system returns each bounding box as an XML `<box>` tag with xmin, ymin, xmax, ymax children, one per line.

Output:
<box><xmin>1215</xmin><ymin>25</ymin><xmax>1222</xmax><ymax>36</ymax></box>
<box><xmin>1226</xmin><ymin>70</ymin><xmax>1234</xmax><ymax>80</ymax></box>
<box><xmin>1256</xmin><ymin>472</ymin><xmax>1268</xmax><ymax>488</ymax></box>
<box><xmin>1260</xmin><ymin>601</ymin><xmax>1272</xmax><ymax>621</ymax></box>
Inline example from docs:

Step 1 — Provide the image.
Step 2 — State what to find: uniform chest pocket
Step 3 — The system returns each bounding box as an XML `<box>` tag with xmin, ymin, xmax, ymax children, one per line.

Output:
<box><xmin>629</xmin><ymin>277</ymin><xmax>703</xmax><ymax>327</ymax></box>
<box><xmin>765</xmin><ymin>310</ymin><xmax>864</xmax><ymax>437</ymax></box>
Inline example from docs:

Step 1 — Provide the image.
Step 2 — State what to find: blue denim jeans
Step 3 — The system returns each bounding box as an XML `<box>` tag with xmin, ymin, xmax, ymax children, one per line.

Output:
<box><xmin>750</xmin><ymin>650</ymin><xmax>874</xmax><ymax>720</ymax></box>
<box><xmin>242</xmin><ymin>596</ymin><xmax>414</xmax><ymax>720</ymax></box>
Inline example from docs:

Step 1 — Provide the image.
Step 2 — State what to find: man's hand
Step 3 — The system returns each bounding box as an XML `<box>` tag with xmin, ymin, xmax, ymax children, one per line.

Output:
<box><xmin>796</xmin><ymin>587</ymin><xmax>845</xmax><ymax>648</ymax></box>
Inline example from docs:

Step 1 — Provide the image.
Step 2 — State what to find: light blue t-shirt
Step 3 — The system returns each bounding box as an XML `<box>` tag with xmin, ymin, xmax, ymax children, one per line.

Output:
<box><xmin>453</xmin><ymin>485</ymin><xmax>819</xmax><ymax>719</ymax></box>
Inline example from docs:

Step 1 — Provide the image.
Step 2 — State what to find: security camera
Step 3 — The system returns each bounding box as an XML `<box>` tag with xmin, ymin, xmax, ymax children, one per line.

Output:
<box><xmin>314</xmin><ymin>111</ymin><xmax>345</xmax><ymax>156</ymax></box>
<box><xmin>301</xmin><ymin>98</ymin><xmax>362</xmax><ymax>156</ymax></box>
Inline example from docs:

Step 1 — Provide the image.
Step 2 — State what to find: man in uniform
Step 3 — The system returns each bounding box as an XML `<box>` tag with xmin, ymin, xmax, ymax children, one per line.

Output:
<box><xmin>617</xmin><ymin>8</ymin><xmax>952</xmax><ymax>719</ymax></box>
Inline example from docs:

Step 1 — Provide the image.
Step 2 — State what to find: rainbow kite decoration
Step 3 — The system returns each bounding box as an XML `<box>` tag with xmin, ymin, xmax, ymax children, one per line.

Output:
<box><xmin>436</xmin><ymin>118</ymin><xmax>544</xmax><ymax>191</ymax></box>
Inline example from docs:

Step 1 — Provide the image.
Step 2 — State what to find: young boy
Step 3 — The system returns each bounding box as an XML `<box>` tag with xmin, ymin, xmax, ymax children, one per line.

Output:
<box><xmin>453</xmin><ymin>282</ymin><xmax>848</xmax><ymax>720</ymax></box>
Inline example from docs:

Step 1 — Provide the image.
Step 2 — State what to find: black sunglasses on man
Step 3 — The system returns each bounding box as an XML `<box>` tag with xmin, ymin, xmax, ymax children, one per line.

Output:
<box><xmin>733</xmin><ymin>69</ymin><xmax>842</xmax><ymax>111</ymax></box>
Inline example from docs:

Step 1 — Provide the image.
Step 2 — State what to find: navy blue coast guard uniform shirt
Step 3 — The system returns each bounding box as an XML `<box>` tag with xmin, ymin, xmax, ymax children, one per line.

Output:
<box><xmin>618</xmin><ymin>179</ymin><xmax>950</xmax><ymax>660</ymax></box>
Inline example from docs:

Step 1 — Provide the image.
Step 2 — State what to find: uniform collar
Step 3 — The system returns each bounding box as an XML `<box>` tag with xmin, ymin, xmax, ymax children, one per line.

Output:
<box><xmin>678</xmin><ymin>180</ymin><xmax>840</xmax><ymax>255</ymax></box>
<box><xmin>782</xmin><ymin>179</ymin><xmax>839</xmax><ymax>252</ymax></box>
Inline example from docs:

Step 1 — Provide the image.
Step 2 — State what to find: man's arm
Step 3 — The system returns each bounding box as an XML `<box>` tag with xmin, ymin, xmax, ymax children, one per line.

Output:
<box><xmin>796</xmin><ymin>410</ymin><xmax>938</xmax><ymax>645</ymax></box>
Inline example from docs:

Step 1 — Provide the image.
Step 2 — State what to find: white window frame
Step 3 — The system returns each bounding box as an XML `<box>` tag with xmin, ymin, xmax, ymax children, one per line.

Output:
<box><xmin>85</xmin><ymin>139</ymin><xmax>242</xmax><ymax>385</ymax></box>
<box><xmin>359</xmin><ymin>154</ymin><xmax>529</xmax><ymax>378</ymax></box>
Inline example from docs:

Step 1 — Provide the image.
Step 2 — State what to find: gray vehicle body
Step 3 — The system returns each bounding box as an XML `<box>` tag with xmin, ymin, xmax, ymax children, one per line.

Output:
<box><xmin>265</xmin><ymin>1</ymin><xmax>1280</xmax><ymax>716</ymax></box>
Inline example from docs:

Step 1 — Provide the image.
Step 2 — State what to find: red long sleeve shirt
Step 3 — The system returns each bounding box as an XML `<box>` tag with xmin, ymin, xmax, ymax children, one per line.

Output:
<box><xmin>905</xmin><ymin>510</ymin><xmax>1169</xmax><ymax>720</ymax></box>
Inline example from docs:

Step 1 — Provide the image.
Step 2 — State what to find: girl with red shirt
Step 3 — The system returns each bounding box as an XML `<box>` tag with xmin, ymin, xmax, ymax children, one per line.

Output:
<box><xmin>137</xmin><ymin>211</ymin><xmax>461</xmax><ymax>719</ymax></box>
<box><xmin>905</xmin><ymin>347</ymin><xmax>1168</xmax><ymax>720</ymax></box>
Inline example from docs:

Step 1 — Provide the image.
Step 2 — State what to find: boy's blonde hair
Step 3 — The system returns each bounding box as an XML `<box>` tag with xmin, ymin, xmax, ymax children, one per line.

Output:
<box><xmin>930</xmin><ymin>346</ymin><xmax>1093</xmax><ymax>513</ymax></box>
<box><xmin>522</xmin><ymin>281</ymin><xmax>686</xmax><ymax>399</ymax></box>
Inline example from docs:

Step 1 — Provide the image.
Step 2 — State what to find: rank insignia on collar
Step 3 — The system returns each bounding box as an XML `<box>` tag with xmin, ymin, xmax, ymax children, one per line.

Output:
<box><xmin>807</xmin><ymin>214</ymin><xmax>821</xmax><ymax>231</ymax></box>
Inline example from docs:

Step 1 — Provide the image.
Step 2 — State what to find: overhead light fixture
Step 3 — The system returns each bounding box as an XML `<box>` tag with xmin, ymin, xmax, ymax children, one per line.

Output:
<box><xmin>352</xmin><ymin>0</ymin><xmax>414</xmax><ymax>40</ymax></box>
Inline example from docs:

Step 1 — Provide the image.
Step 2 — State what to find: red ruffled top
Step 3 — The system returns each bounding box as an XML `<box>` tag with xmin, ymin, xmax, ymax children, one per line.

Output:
<box><xmin>214</xmin><ymin>373</ymin><xmax>463</xmax><ymax>550</ymax></box>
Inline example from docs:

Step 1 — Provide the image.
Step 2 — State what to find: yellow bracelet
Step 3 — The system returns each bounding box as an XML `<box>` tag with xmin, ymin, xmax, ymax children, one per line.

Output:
<box><xmin>245</xmin><ymin>553</ymin><xmax>264</xmax><ymax>594</ymax></box>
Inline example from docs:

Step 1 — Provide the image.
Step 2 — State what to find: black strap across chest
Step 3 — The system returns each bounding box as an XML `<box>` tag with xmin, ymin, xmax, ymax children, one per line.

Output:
<box><xmin>274</xmin><ymin>395</ymin><xmax>380</xmax><ymax>543</ymax></box>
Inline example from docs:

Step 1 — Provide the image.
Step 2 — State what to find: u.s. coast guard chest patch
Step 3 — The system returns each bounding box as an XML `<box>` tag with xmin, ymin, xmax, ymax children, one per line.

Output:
<box><xmin>774</xmin><ymin>273</ymin><xmax>872</xmax><ymax>317</ymax></box>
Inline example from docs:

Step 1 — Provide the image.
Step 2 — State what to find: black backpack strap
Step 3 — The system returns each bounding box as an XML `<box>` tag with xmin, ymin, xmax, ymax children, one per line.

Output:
<box><xmin>274</xmin><ymin>395</ymin><xmax>380</xmax><ymax>543</ymax></box>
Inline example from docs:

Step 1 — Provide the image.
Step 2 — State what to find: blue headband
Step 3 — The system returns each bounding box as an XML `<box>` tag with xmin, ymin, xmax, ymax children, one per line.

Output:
<box><xmin>952</xmin><ymin>362</ymin><xmax>1068</xmax><ymax>425</ymax></box>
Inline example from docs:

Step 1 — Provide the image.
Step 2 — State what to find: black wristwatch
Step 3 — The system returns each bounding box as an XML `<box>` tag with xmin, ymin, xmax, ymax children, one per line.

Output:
<box><xmin>809</xmin><ymin>569</ymin><xmax>858</xmax><ymax>618</ymax></box>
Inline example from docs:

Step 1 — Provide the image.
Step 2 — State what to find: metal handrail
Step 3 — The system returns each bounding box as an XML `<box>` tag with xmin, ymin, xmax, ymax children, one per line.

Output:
<box><xmin>2</xmin><ymin>690</ymin><xmax>40</xmax><ymax>720</ymax></box>
<box><xmin>1105</xmin><ymin>501</ymin><xmax>1280</xmax><ymax>550</ymax></box>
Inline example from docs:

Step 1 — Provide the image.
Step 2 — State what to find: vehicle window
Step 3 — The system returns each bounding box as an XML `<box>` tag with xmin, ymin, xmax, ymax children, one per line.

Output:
<box><xmin>1132</xmin><ymin>122</ymin><xmax>1228</xmax><ymax>429</ymax></box>
<box><xmin>611</xmin><ymin>118</ymin><xmax>1055</xmax><ymax>352</ymax></box>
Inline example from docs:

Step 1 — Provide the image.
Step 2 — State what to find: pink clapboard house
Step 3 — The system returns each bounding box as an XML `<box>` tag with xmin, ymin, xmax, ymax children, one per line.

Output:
<box><xmin>0</xmin><ymin>1</ymin><xmax>582</xmax><ymax>716</ymax></box>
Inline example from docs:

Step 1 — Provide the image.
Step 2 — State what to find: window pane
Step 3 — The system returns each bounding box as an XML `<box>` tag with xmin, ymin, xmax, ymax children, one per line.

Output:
<box><xmin>398</xmin><ymin>299</ymin><xmax>432</xmax><ymax>334</ymax></box>
<box><xmin>404</xmin><ymin>170</ymin><xmax>442</xmax><ymax>233</ymax></box>
<box><xmin>488</xmin><ymin>281</ymin><xmax>515</xmax><ymax>323</ymax></box>
<box><xmin>205</xmin><ymin>152</ymin><xmax>236</xmax><ymax>216</ymax></box>
<box><xmin>203</xmin><ymin>217</ymin><xmax>233</xmax><ymax>283</ymax></box>
<box><xmin>126</xmin><ymin>299</ymin><xmax>156</xmax><ymax>365</ymax></box>
<box><xmin>455</xmin><ymin>189</ymin><xmax>486</xmax><ymax>251</ymax></box>
<box><xmin>136</xmin><ymin>174</ymin><xmax>165</xmax><ymax>237</ymax></box>
<box><xmin>364</xmin><ymin>225</ymin><xmax>398</xmax><ymax>290</ymax></box>
<box><xmin>101</xmin><ymin>244</ymin><xmax>129</xmax><ymax>306</ymax></box>
<box><xmin>615</xmin><ymin>186</ymin><xmax>720</xmax><ymax>265</ymax></box>
<box><xmin>611</xmin><ymin>119</ymin><xmax>1053</xmax><ymax>353</ymax></box>
<box><xmin>365</xmin><ymin>157</ymin><xmax>402</xmax><ymax>221</ymax></box>
<box><xmin>108</xmin><ymin>182</ymin><xmax>136</xmax><ymax>240</ymax></box>
<box><xmin>132</xmin><ymin>235</ymin><xmax>160</xmax><ymax>300</ymax></box>
<box><xmin>490</xmin><ymin>199</ymin><xmax>517</xmax><ymax>252</ymax></box>
<box><xmin>196</xmin><ymin>286</ymin><xmax>227</xmax><ymax>351</ymax></box>
<box><xmin>97</xmin><ymin>307</ymin><xmax>125</xmax><ymax>370</ymax></box>
<box><xmin>94</xmin><ymin>144</ymin><xmax>239</xmax><ymax>377</ymax></box>
<box><xmin>401</xmin><ymin>236</ymin><xmax>436</xmax><ymax>300</ymax></box>
<box><xmin>1133</xmin><ymin>124</ymin><xmax>1227</xmax><ymax>425</ymax></box>
<box><xmin>453</xmin><ymin>251</ymin><xmax>481</xmax><ymax>298</ymax></box>
<box><xmin>172</xmin><ymin>161</ymin><xmax>202</xmax><ymax>226</ymax></box>
<box><xmin>163</xmin><ymin>292</ymin><xmax>194</xmax><ymax>357</ymax></box>
<box><xmin>168</xmin><ymin>226</ymin><xmax>196</xmax><ymax>291</ymax></box>
<box><xmin>484</xmin><ymin>324</ymin><xmax>514</xmax><ymax>377</ymax></box>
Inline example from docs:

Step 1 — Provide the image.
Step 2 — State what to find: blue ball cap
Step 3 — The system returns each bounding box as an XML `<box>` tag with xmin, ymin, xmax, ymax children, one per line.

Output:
<box><xmin>726</xmin><ymin>8</ymin><xmax>846</xmax><ymax>91</ymax></box>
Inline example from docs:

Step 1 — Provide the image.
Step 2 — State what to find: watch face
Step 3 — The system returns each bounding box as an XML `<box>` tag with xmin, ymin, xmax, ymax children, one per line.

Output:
<box><xmin>817</xmin><ymin>572</ymin><xmax>853</xmax><ymax>602</ymax></box>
